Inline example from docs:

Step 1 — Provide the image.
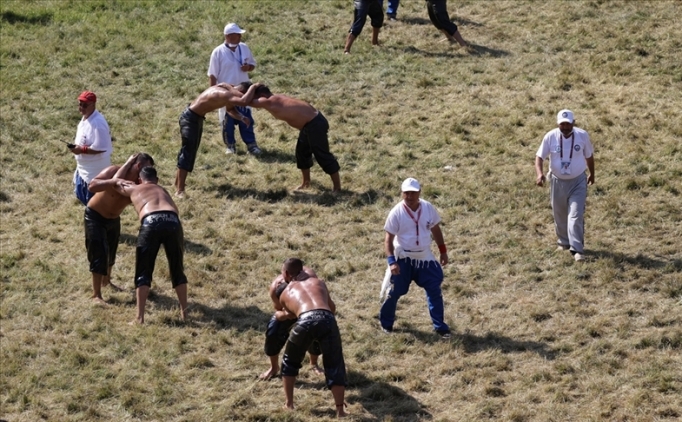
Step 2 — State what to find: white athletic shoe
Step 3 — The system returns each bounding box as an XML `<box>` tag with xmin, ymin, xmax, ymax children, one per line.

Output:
<box><xmin>574</xmin><ymin>253</ymin><xmax>585</xmax><ymax>262</ymax></box>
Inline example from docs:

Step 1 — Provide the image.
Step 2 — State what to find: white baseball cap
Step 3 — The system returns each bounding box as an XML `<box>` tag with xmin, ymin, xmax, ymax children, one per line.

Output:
<box><xmin>224</xmin><ymin>23</ymin><xmax>246</xmax><ymax>35</ymax></box>
<box><xmin>557</xmin><ymin>109</ymin><xmax>574</xmax><ymax>124</ymax></box>
<box><xmin>401</xmin><ymin>178</ymin><xmax>421</xmax><ymax>192</ymax></box>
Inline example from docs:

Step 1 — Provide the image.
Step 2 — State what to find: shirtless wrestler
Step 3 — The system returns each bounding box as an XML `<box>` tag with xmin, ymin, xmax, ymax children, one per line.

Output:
<box><xmin>174</xmin><ymin>82</ymin><xmax>261</xmax><ymax>197</ymax></box>
<box><xmin>275</xmin><ymin>258</ymin><xmax>348</xmax><ymax>418</ymax></box>
<box><xmin>259</xmin><ymin>265</ymin><xmax>323</xmax><ymax>381</ymax></box>
<box><xmin>114</xmin><ymin>167</ymin><xmax>188</xmax><ymax>324</ymax></box>
<box><xmin>85</xmin><ymin>152</ymin><xmax>154</xmax><ymax>305</ymax></box>
<box><xmin>235</xmin><ymin>83</ymin><xmax>341</xmax><ymax>192</ymax></box>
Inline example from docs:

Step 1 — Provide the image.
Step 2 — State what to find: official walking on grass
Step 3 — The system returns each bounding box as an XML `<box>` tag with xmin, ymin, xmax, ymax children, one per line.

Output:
<box><xmin>380</xmin><ymin>178</ymin><xmax>451</xmax><ymax>339</ymax></box>
<box><xmin>535</xmin><ymin>109</ymin><xmax>595</xmax><ymax>262</ymax></box>
<box><xmin>68</xmin><ymin>91</ymin><xmax>113</xmax><ymax>206</ymax></box>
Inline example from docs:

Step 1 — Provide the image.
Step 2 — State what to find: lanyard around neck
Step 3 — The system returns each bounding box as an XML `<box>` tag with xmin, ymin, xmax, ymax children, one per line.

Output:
<box><xmin>226</xmin><ymin>44</ymin><xmax>243</xmax><ymax>65</ymax></box>
<box><xmin>402</xmin><ymin>202</ymin><xmax>422</xmax><ymax>246</ymax></box>
<box><xmin>560</xmin><ymin>132</ymin><xmax>574</xmax><ymax>160</ymax></box>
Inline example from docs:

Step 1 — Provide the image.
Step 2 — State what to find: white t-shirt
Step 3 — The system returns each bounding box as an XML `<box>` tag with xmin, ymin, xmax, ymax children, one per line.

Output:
<box><xmin>536</xmin><ymin>127</ymin><xmax>593</xmax><ymax>180</ymax></box>
<box><xmin>73</xmin><ymin>110</ymin><xmax>113</xmax><ymax>183</ymax></box>
<box><xmin>384</xmin><ymin>199</ymin><xmax>442</xmax><ymax>251</ymax></box>
<box><xmin>207</xmin><ymin>42</ymin><xmax>256</xmax><ymax>85</ymax></box>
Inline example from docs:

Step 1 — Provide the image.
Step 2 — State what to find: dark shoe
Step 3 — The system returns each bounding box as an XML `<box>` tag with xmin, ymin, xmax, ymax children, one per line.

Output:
<box><xmin>247</xmin><ymin>145</ymin><xmax>262</xmax><ymax>156</ymax></box>
<box><xmin>436</xmin><ymin>329</ymin><xmax>451</xmax><ymax>339</ymax></box>
<box><xmin>387</xmin><ymin>14</ymin><xmax>397</xmax><ymax>21</ymax></box>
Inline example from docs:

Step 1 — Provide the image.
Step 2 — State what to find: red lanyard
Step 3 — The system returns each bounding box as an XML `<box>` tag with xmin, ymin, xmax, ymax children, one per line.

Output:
<box><xmin>560</xmin><ymin>133</ymin><xmax>575</xmax><ymax>160</ymax></box>
<box><xmin>402</xmin><ymin>203</ymin><xmax>422</xmax><ymax>246</ymax></box>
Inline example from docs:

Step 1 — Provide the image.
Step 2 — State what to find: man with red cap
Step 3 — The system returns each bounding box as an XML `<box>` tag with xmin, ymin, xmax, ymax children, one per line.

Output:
<box><xmin>68</xmin><ymin>90</ymin><xmax>113</xmax><ymax>206</ymax></box>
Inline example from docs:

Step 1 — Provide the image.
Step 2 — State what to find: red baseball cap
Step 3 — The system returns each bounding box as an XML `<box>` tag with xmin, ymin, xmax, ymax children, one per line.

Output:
<box><xmin>78</xmin><ymin>91</ymin><xmax>97</xmax><ymax>103</ymax></box>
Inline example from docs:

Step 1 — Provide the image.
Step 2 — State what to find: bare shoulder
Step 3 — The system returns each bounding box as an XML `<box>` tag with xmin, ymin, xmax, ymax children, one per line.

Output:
<box><xmin>303</xmin><ymin>266</ymin><xmax>317</xmax><ymax>278</ymax></box>
<box><xmin>93</xmin><ymin>165</ymin><xmax>120</xmax><ymax>180</ymax></box>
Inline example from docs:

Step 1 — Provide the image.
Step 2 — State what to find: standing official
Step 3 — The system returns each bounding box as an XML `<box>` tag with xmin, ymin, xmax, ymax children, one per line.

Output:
<box><xmin>208</xmin><ymin>22</ymin><xmax>262</xmax><ymax>155</ymax></box>
<box><xmin>535</xmin><ymin>109</ymin><xmax>595</xmax><ymax>262</ymax></box>
<box><xmin>69</xmin><ymin>91</ymin><xmax>113</xmax><ymax>205</ymax></box>
<box><xmin>380</xmin><ymin>178</ymin><xmax>451</xmax><ymax>339</ymax></box>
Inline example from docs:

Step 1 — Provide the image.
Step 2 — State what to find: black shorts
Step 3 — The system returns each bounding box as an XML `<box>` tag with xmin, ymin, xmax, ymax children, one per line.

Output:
<box><xmin>426</xmin><ymin>0</ymin><xmax>458</xmax><ymax>36</ymax></box>
<box><xmin>281</xmin><ymin>310</ymin><xmax>347</xmax><ymax>388</ymax></box>
<box><xmin>264</xmin><ymin>315</ymin><xmax>322</xmax><ymax>357</ymax></box>
<box><xmin>135</xmin><ymin>211</ymin><xmax>187</xmax><ymax>288</ymax></box>
<box><xmin>177</xmin><ymin>106</ymin><xmax>205</xmax><ymax>172</ymax></box>
<box><xmin>84</xmin><ymin>207</ymin><xmax>121</xmax><ymax>276</ymax></box>
<box><xmin>349</xmin><ymin>0</ymin><xmax>384</xmax><ymax>36</ymax></box>
<box><xmin>296</xmin><ymin>112</ymin><xmax>340</xmax><ymax>175</ymax></box>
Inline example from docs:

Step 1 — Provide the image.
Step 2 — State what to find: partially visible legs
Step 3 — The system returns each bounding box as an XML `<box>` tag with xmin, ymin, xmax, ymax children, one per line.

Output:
<box><xmin>426</xmin><ymin>0</ymin><xmax>468</xmax><ymax>47</ymax></box>
<box><xmin>379</xmin><ymin>259</ymin><xmax>413</xmax><ymax>330</ymax></box>
<box><xmin>415</xmin><ymin>262</ymin><xmax>449</xmax><ymax>334</ymax></box>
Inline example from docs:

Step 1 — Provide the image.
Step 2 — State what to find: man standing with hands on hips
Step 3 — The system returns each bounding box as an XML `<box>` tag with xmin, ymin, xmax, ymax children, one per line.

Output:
<box><xmin>68</xmin><ymin>91</ymin><xmax>113</xmax><ymax>206</ymax></box>
<box><xmin>208</xmin><ymin>22</ymin><xmax>262</xmax><ymax>155</ymax></box>
<box><xmin>380</xmin><ymin>177</ymin><xmax>451</xmax><ymax>339</ymax></box>
<box><xmin>535</xmin><ymin>109</ymin><xmax>595</xmax><ymax>262</ymax></box>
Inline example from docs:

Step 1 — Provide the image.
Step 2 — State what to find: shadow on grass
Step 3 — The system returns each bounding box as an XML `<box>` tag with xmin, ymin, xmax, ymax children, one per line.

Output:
<box><xmin>400</xmin><ymin>16</ymin><xmax>483</xmax><ymax>28</ymax></box>
<box><xmin>214</xmin><ymin>182</ymin><xmax>389</xmax><ymax>207</ymax></box>
<box><xmin>590</xmin><ymin>249</ymin><xmax>682</xmax><ymax>271</ymax></box>
<box><xmin>185</xmin><ymin>301</ymin><xmax>271</xmax><ymax>331</ymax></box>
<box><xmin>341</xmin><ymin>369</ymin><xmax>432</xmax><ymax>421</ymax></box>
<box><xmin>397</xmin><ymin>325</ymin><xmax>556</xmax><ymax>360</ymax></box>
<box><xmin>106</xmin><ymin>290</ymin><xmax>270</xmax><ymax>330</ymax></box>
<box><xmin>118</xmin><ymin>233</ymin><xmax>212</xmax><ymax>256</ymax></box>
<box><xmin>1</xmin><ymin>11</ymin><xmax>53</xmax><ymax>25</ymax></box>
<box><xmin>467</xmin><ymin>43</ymin><xmax>511</xmax><ymax>57</ymax></box>
<box><xmin>253</xmin><ymin>148</ymin><xmax>296</xmax><ymax>164</ymax></box>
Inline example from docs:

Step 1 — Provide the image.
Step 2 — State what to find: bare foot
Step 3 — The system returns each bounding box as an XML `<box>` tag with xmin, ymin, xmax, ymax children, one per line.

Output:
<box><xmin>295</xmin><ymin>183</ymin><xmax>310</xmax><ymax>191</ymax></box>
<box><xmin>175</xmin><ymin>191</ymin><xmax>187</xmax><ymax>199</ymax></box>
<box><xmin>310</xmin><ymin>364</ymin><xmax>324</xmax><ymax>376</ymax></box>
<box><xmin>336</xmin><ymin>403</ymin><xmax>348</xmax><ymax>418</ymax></box>
<box><xmin>92</xmin><ymin>297</ymin><xmax>108</xmax><ymax>306</ymax></box>
<box><xmin>259</xmin><ymin>367</ymin><xmax>279</xmax><ymax>380</ymax></box>
<box><xmin>128</xmin><ymin>318</ymin><xmax>143</xmax><ymax>325</ymax></box>
<box><xmin>283</xmin><ymin>402</ymin><xmax>294</xmax><ymax>410</ymax></box>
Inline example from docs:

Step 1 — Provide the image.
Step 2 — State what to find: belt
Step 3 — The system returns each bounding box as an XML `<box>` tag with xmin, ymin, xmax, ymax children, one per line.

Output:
<box><xmin>142</xmin><ymin>212</ymin><xmax>179</xmax><ymax>225</ymax></box>
<box><xmin>299</xmin><ymin>309</ymin><xmax>333</xmax><ymax>321</ymax></box>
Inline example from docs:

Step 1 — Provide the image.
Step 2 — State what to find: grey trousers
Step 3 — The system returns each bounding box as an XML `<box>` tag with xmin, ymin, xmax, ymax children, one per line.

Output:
<box><xmin>550</xmin><ymin>172</ymin><xmax>587</xmax><ymax>253</ymax></box>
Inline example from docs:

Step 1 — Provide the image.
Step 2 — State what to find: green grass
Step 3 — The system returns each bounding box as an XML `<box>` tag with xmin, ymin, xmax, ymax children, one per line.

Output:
<box><xmin>1</xmin><ymin>1</ymin><xmax>681</xmax><ymax>421</ymax></box>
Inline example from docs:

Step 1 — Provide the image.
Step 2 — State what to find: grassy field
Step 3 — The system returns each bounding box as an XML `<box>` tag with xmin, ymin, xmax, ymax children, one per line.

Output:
<box><xmin>1</xmin><ymin>0</ymin><xmax>681</xmax><ymax>421</ymax></box>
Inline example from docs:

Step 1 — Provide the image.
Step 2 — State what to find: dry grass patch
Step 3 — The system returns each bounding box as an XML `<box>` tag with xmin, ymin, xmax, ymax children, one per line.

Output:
<box><xmin>2</xmin><ymin>1</ymin><xmax>681</xmax><ymax>421</ymax></box>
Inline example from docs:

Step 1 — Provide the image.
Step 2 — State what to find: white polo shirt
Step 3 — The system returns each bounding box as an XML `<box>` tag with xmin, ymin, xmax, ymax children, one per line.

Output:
<box><xmin>73</xmin><ymin>110</ymin><xmax>113</xmax><ymax>183</ymax></box>
<box><xmin>207</xmin><ymin>42</ymin><xmax>256</xmax><ymax>85</ymax></box>
<box><xmin>384</xmin><ymin>199</ymin><xmax>442</xmax><ymax>251</ymax></box>
<box><xmin>536</xmin><ymin>127</ymin><xmax>593</xmax><ymax>180</ymax></box>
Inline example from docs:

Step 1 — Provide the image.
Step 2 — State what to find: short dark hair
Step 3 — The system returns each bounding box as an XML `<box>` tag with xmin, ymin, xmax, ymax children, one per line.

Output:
<box><xmin>255</xmin><ymin>85</ymin><xmax>272</xmax><ymax>97</ymax></box>
<box><xmin>274</xmin><ymin>281</ymin><xmax>288</xmax><ymax>299</ymax></box>
<box><xmin>139</xmin><ymin>166</ymin><xmax>157</xmax><ymax>182</ymax></box>
<box><xmin>283</xmin><ymin>258</ymin><xmax>303</xmax><ymax>278</ymax></box>
<box><xmin>236</xmin><ymin>82</ymin><xmax>252</xmax><ymax>93</ymax></box>
<box><xmin>136</xmin><ymin>153</ymin><xmax>154</xmax><ymax>167</ymax></box>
